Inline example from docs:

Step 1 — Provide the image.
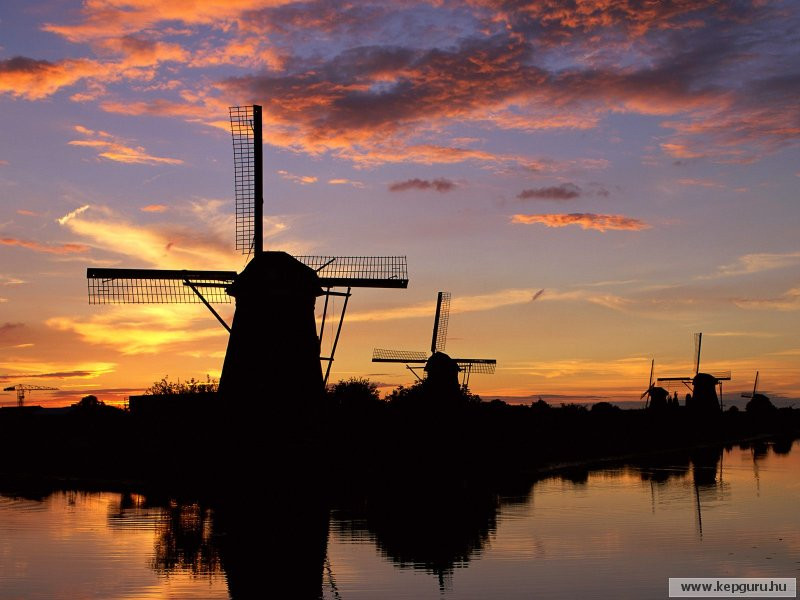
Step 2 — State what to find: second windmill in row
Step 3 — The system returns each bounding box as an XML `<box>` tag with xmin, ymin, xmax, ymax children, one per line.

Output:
<box><xmin>372</xmin><ymin>292</ymin><xmax>496</xmax><ymax>390</ymax></box>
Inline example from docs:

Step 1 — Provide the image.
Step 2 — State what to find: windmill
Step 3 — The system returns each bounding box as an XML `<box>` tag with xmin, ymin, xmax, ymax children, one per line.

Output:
<box><xmin>656</xmin><ymin>333</ymin><xmax>731</xmax><ymax>412</ymax></box>
<box><xmin>3</xmin><ymin>384</ymin><xmax>59</xmax><ymax>407</ymax></box>
<box><xmin>741</xmin><ymin>371</ymin><xmax>761</xmax><ymax>401</ymax></box>
<box><xmin>640</xmin><ymin>359</ymin><xmax>669</xmax><ymax>410</ymax></box>
<box><xmin>86</xmin><ymin>105</ymin><xmax>409</xmax><ymax>401</ymax></box>
<box><xmin>741</xmin><ymin>371</ymin><xmax>775</xmax><ymax>413</ymax></box>
<box><xmin>372</xmin><ymin>291</ymin><xmax>496</xmax><ymax>391</ymax></box>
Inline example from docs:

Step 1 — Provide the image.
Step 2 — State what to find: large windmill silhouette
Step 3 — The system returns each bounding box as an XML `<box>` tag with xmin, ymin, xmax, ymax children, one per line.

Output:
<box><xmin>372</xmin><ymin>292</ymin><xmax>496</xmax><ymax>391</ymax></box>
<box><xmin>87</xmin><ymin>105</ymin><xmax>408</xmax><ymax>401</ymax></box>
<box><xmin>656</xmin><ymin>333</ymin><xmax>730</xmax><ymax>412</ymax></box>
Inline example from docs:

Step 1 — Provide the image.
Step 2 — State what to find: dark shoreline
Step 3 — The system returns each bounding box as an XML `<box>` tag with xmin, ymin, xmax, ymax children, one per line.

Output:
<box><xmin>1</xmin><ymin>400</ymin><xmax>797</xmax><ymax>496</ymax></box>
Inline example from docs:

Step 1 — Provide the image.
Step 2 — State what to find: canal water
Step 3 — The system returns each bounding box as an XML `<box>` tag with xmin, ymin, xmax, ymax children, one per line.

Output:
<box><xmin>0</xmin><ymin>439</ymin><xmax>798</xmax><ymax>599</ymax></box>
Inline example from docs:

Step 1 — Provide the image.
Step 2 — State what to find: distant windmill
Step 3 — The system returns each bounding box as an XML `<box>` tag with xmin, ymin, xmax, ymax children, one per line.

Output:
<box><xmin>86</xmin><ymin>105</ymin><xmax>409</xmax><ymax>401</ymax></box>
<box><xmin>741</xmin><ymin>371</ymin><xmax>761</xmax><ymax>401</ymax></box>
<box><xmin>741</xmin><ymin>370</ymin><xmax>775</xmax><ymax>413</ymax></box>
<box><xmin>641</xmin><ymin>359</ymin><xmax>669</xmax><ymax>409</ymax></box>
<box><xmin>372</xmin><ymin>292</ymin><xmax>496</xmax><ymax>390</ymax></box>
<box><xmin>3</xmin><ymin>384</ymin><xmax>59</xmax><ymax>407</ymax></box>
<box><xmin>656</xmin><ymin>333</ymin><xmax>731</xmax><ymax>412</ymax></box>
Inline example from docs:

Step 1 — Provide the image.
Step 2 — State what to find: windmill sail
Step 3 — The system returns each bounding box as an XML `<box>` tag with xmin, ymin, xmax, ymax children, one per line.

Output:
<box><xmin>453</xmin><ymin>359</ymin><xmax>496</xmax><ymax>374</ymax></box>
<box><xmin>693</xmin><ymin>332</ymin><xmax>702</xmax><ymax>375</ymax></box>
<box><xmin>296</xmin><ymin>256</ymin><xmax>408</xmax><ymax>288</ymax></box>
<box><xmin>430</xmin><ymin>291</ymin><xmax>451</xmax><ymax>353</ymax></box>
<box><xmin>87</xmin><ymin>256</ymin><xmax>409</xmax><ymax>304</ymax></box>
<box><xmin>229</xmin><ymin>105</ymin><xmax>262</xmax><ymax>255</ymax></box>
<box><xmin>87</xmin><ymin>268</ymin><xmax>236</xmax><ymax>304</ymax></box>
<box><xmin>742</xmin><ymin>371</ymin><xmax>760</xmax><ymax>398</ymax></box>
<box><xmin>372</xmin><ymin>290</ymin><xmax>496</xmax><ymax>387</ymax></box>
<box><xmin>372</xmin><ymin>348</ymin><xmax>428</xmax><ymax>363</ymax></box>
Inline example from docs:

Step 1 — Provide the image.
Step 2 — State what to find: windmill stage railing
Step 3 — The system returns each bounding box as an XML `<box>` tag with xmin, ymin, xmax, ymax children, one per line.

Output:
<box><xmin>87</xmin><ymin>269</ymin><xmax>236</xmax><ymax>304</ymax></box>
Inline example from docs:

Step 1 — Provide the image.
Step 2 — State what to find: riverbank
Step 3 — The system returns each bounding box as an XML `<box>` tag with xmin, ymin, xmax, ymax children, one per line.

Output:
<box><xmin>0</xmin><ymin>397</ymin><xmax>797</xmax><ymax>494</ymax></box>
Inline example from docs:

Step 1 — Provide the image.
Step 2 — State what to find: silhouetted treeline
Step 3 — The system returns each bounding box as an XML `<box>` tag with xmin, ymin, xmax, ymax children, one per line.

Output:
<box><xmin>0</xmin><ymin>382</ymin><xmax>798</xmax><ymax>488</ymax></box>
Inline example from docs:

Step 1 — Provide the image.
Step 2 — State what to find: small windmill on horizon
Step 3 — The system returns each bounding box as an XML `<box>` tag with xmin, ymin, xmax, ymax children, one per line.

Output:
<box><xmin>656</xmin><ymin>333</ymin><xmax>731</xmax><ymax>412</ymax></box>
<box><xmin>641</xmin><ymin>359</ymin><xmax>671</xmax><ymax>409</ymax></box>
<box><xmin>372</xmin><ymin>291</ymin><xmax>496</xmax><ymax>391</ymax></box>
<box><xmin>86</xmin><ymin>105</ymin><xmax>409</xmax><ymax>401</ymax></box>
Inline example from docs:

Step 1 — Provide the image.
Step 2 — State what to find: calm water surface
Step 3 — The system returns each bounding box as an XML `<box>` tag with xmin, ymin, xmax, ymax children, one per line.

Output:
<box><xmin>1</xmin><ymin>440</ymin><xmax>798</xmax><ymax>599</ymax></box>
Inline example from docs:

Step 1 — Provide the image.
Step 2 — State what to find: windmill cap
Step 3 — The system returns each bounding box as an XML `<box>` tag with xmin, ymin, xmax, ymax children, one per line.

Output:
<box><xmin>228</xmin><ymin>251</ymin><xmax>323</xmax><ymax>298</ymax></box>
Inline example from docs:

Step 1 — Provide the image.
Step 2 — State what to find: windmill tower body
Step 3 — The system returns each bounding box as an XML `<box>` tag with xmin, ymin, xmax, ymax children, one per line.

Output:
<box><xmin>424</xmin><ymin>352</ymin><xmax>461</xmax><ymax>399</ymax></box>
<box><xmin>218</xmin><ymin>251</ymin><xmax>324</xmax><ymax>401</ymax></box>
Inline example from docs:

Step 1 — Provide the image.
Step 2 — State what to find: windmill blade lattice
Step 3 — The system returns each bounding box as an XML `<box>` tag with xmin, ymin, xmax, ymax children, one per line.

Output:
<box><xmin>372</xmin><ymin>348</ymin><xmax>428</xmax><ymax>363</ymax></box>
<box><xmin>430</xmin><ymin>291</ymin><xmax>451</xmax><ymax>353</ymax></box>
<box><xmin>454</xmin><ymin>359</ymin><xmax>496</xmax><ymax>374</ymax></box>
<box><xmin>87</xmin><ymin>268</ymin><xmax>236</xmax><ymax>304</ymax></box>
<box><xmin>229</xmin><ymin>105</ymin><xmax>260</xmax><ymax>255</ymax></box>
<box><xmin>297</xmin><ymin>256</ymin><xmax>408</xmax><ymax>288</ymax></box>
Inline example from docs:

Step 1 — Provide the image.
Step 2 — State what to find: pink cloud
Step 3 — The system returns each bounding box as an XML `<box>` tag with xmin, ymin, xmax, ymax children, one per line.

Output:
<box><xmin>517</xmin><ymin>184</ymin><xmax>581</xmax><ymax>200</ymax></box>
<box><xmin>389</xmin><ymin>178</ymin><xmax>456</xmax><ymax>192</ymax></box>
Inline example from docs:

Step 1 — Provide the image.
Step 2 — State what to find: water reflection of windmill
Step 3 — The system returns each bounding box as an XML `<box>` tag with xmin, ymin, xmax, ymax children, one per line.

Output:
<box><xmin>372</xmin><ymin>292</ymin><xmax>496</xmax><ymax>389</ymax></box>
<box><xmin>656</xmin><ymin>333</ymin><xmax>730</xmax><ymax>412</ymax></box>
<box><xmin>86</xmin><ymin>105</ymin><xmax>409</xmax><ymax>400</ymax></box>
<box><xmin>690</xmin><ymin>446</ymin><xmax>726</xmax><ymax>540</ymax></box>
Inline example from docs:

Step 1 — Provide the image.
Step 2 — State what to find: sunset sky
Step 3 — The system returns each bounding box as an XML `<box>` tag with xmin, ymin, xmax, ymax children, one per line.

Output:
<box><xmin>1</xmin><ymin>0</ymin><xmax>799</xmax><ymax>407</ymax></box>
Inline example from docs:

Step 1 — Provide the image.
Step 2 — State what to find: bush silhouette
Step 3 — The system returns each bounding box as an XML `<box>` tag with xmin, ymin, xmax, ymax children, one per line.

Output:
<box><xmin>328</xmin><ymin>377</ymin><xmax>381</xmax><ymax>408</ymax></box>
<box><xmin>145</xmin><ymin>375</ymin><xmax>219</xmax><ymax>395</ymax></box>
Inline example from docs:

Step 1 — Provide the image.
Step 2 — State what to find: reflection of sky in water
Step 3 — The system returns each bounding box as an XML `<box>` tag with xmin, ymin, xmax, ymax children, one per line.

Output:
<box><xmin>0</xmin><ymin>441</ymin><xmax>798</xmax><ymax>600</ymax></box>
<box><xmin>0</xmin><ymin>493</ymin><xmax>228</xmax><ymax>600</ymax></box>
<box><xmin>326</xmin><ymin>441</ymin><xmax>800</xmax><ymax>599</ymax></box>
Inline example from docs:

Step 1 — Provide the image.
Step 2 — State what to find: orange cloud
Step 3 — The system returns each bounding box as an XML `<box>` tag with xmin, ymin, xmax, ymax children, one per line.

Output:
<box><xmin>42</xmin><ymin>1</ymin><xmax>293</xmax><ymax>42</ymax></box>
<box><xmin>328</xmin><ymin>178</ymin><xmax>364</xmax><ymax>188</ymax></box>
<box><xmin>93</xmin><ymin>36</ymin><xmax>189</xmax><ymax>68</ymax></box>
<box><xmin>15</xmin><ymin>0</ymin><xmax>789</xmax><ymax>171</ymax></box>
<box><xmin>0</xmin><ymin>238</ymin><xmax>89</xmax><ymax>255</ymax></box>
<box><xmin>192</xmin><ymin>36</ymin><xmax>284</xmax><ymax>70</ymax></box>
<box><xmin>0</xmin><ymin>56</ymin><xmax>111</xmax><ymax>100</ymax></box>
<box><xmin>141</xmin><ymin>204</ymin><xmax>168</xmax><ymax>212</ymax></box>
<box><xmin>511</xmin><ymin>213</ymin><xmax>651</xmax><ymax>232</ymax></box>
<box><xmin>68</xmin><ymin>125</ymin><xmax>184</xmax><ymax>165</ymax></box>
<box><xmin>277</xmin><ymin>170</ymin><xmax>317</xmax><ymax>184</ymax></box>
<box><xmin>16</xmin><ymin>209</ymin><xmax>38</xmax><ymax>216</ymax></box>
